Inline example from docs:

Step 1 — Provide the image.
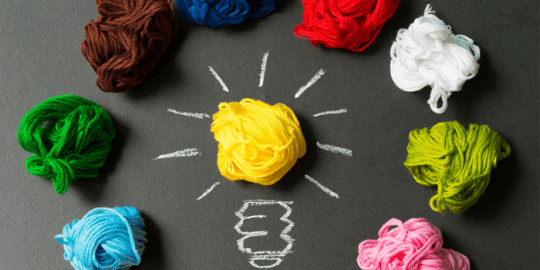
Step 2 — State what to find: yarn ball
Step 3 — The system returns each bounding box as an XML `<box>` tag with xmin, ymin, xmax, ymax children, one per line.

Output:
<box><xmin>176</xmin><ymin>0</ymin><xmax>279</xmax><ymax>27</ymax></box>
<box><xmin>293</xmin><ymin>0</ymin><xmax>401</xmax><ymax>51</ymax></box>
<box><xmin>404</xmin><ymin>121</ymin><xmax>511</xmax><ymax>214</ymax></box>
<box><xmin>210</xmin><ymin>99</ymin><xmax>306</xmax><ymax>185</ymax></box>
<box><xmin>358</xmin><ymin>218</ymin><xmax>470</xmax><ymax>270</ymax></box>
<box><xmin>17</xmin><ymin>95</ymin><xmax>116</xmax><ymax>194</ymax></box>
<box><xmin>55</xmin><ymin>207</ymin><xmax>147</xmax><ymax>270</ymax></box>
<box><xmin>82</xmin><ymin>0</ymin><xmax>177</xmax><ymax>93</ymax></box>
<box><xmin>390</xmin><ymin>5</ymin><xmax>480</xmax><ymax>114</ymax></box>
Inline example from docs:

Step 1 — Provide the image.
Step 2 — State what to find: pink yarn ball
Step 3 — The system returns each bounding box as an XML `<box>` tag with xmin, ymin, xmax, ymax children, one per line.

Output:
<box><xmin>357</xmin><ymin>218</ymin><xmax>470</xmax><ymax>270</ymax></box>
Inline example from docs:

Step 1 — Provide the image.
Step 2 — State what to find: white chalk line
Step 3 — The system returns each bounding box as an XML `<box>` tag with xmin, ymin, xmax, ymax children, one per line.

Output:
<box><xmin>154</xmin><ymin>148</ymin><xmax>200</xmax><ymax>160</ymax></box>
<box><xmin>209</xmin><ymin>66</ymin><xmax>229</xmax><ymax>92</ymax></box>
<box><xmin>304</xmin><ymin>175</ymin><xmax>340</xmax><ymax>199</ymax></box>
<box><xmin>317</xmin><ymin>142</ymin><xmax>353</xmax><ymax>157</ymax></box>
<box><xmin>246</xmin><ymin>215</ymin><xmax>267</xmax><ymax>219</ymax></box>
<box><xmin>167</xmin><ymin>108</ymin><xmax>211</xmax><ymax>119</ymax></box>
<box><xmin>313</xmin><ymin>108</ymin><xmax>347</xmax><ymax>117</ymax></box>
<box><xmin>250</xmin><ymin>257</ymin><xmax>282</xmax><ymax>269</ymax></box>
<box><xmin>295</xmin><ymin>69</ymin><xmax>325</xmax><ymax>98</ymax></box>
<box><xmin>235</xmin><ymin>200</ymin><xmax>294</xmax><ymax>269</ymax></box>
<box><xmin>259</xmin><ymin>52</ymin><xmax>269</xmax><ymax>87</ymax></box>
<box><xmin>196</xmin><ymin>182</ymin><xmax>221</xmax><ymax>201</ymax></box>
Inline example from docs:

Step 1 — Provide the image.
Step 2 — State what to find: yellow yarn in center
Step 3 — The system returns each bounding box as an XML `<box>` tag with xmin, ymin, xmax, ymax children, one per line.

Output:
<box><xmin>211</xmin><ymin>99</ymin><xmax>306</xmax><ymax>185</ymax></box>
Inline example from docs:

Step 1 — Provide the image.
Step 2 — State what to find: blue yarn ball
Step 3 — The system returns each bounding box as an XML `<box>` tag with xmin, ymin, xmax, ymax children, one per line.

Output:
<box><xmin>55</xmin><ymin>207</ymin><xmax>147</xmax><ymax>270</ymax></box>
<box><xmin>176</xmin><ymin>0</ymin><xmax>279</xmax><ymax>27</ymax></box>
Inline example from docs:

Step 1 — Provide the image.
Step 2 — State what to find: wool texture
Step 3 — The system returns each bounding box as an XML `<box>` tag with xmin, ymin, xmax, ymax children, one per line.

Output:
<box><xmin>82</xmin><ymin>0</ymin><xmax>177</xmax><ymax>93</ymax></box>
<box><xmin>177</xmin><ymin>0</ymin><xmax>278</xmax><ymax>27</ymax></box>
<box><xmin>390</xmin><ymin>5</ymin><xmax>480</xmax><ymax>114</ymax></box>
<box><xmin>404</xmin><ymin>121</ymin><xmax>510</xmax><ymax>214</ymax></box>
<box><xmin>358</xmin><ymin>218</ymin><xmax>470</xmax><ymax>270</ymax></box>
<box><xmin>211</xmin><ymin>99</ymin><xmax>306</xmax><ymax>185</ymax></box>
<box><xmin>293</xmin><ymin>0</ymin><xmax>401</xmax><ymax>51</ymax></box>
<box><xmin>55</xmin><ymin>207</ymin><xmax>146</xmax><ymax>270</ymax></box>
<box><xmin>17</xmin><ymin>95</ymin><xmax>115</xmax><ymax>194</ymax></box>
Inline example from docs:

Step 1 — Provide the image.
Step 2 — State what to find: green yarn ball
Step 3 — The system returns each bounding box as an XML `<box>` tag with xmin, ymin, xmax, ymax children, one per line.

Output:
<box><xmin>17</xmin><ymin>95</ymin><xmax>115</xmax><ymax>194</ymax></box>
<box><xmin>404</xmin><ymin>121</ymin><xmax>510</xmax><ymax>214</ymax></box>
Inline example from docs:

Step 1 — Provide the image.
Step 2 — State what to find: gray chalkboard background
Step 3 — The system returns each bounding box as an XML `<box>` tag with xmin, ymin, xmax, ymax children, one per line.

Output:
<box><xmin>1</xmin><ymin>0</ymin><xmax>538</xmax><ymax>269</ymax></box>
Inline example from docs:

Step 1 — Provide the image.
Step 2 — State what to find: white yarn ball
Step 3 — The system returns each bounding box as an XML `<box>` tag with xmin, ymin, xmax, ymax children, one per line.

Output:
<box><xmin>390</xmin><ymin>5</ymin><xmax>480</xmax><ymax>114</ymax></box>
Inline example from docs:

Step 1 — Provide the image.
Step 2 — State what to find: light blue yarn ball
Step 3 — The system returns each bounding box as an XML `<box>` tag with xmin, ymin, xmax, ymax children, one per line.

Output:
<box><xmin>55</xmin><ymin>207</ymin><xmax>147</xmax><ymax>270</ymax></box>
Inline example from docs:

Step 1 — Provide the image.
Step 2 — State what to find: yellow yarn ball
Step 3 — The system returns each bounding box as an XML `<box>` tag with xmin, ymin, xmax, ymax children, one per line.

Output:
<box><xmin>211</xmin><ymin>99</ymin><xmax>306</xmax><ymax>185</ymax></box>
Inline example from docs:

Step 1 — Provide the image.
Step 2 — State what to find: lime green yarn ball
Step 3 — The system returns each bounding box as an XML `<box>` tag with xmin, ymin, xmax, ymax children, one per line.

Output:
<box><xmin>17</xmin><ymin>95</ymin><xmax>115</xmax><ymax>194</ymax></box>
<box><xmin>404</xmin><ymin>121</ymin><xmax>511</xmax><ymax>214</ymax></box>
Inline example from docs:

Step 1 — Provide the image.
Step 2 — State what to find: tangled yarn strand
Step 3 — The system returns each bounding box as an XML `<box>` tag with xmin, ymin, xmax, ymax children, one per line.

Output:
<box><xmin>82</xmin><ymin>0</ymin><xmax>177</xmax><ymax>92</ymax></box>
<box><xmin>17</xmin><ymin>95</ymin><xmax>115</xmax><ymax>194</ymax></box>
<box><xmin>177</xmin><ymin>0</ymin><xmax>278</xmax><ymax>27</ymax></box>
<box><xmin>358</xmin><ymin>218</ymin><xmax>470</xmax><ymax>270</ymax></box>
<box><xmin>211</xmin><ymin>99</ymin><xmax>306</xmax><ymax>185</ymax></box>
<box><xmin>390</xmin><ymin>5</ymin><xmax>480</xmax><ymax>113</ymax></box>
<box><xmin>55</xmin><ymin>207</ymin><xmax>147</xmax><ymax>270</ymax></box>
<box><xmin>404</xmin><ymin>121</ymin><xmax>510</xmax><ymax>214</ymax></box>
<box><xmin>293</xmin><ymin>0</ymin><xmax>401</xmax><ymax>51</ymax></box>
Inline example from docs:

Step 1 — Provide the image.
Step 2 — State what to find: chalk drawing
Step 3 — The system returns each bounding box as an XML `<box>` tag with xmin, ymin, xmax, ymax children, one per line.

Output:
<box><xmin>154</xmin><ymin>148</ymin><xmax>200</xmax><ymax>160</ymax></box>
<box><xmin>259</xmin><ymin>52</ymin><xmax>269</xmax><ymax>87</ymax></box>
<box><xmin>155</xmin><ymin>52</ymin><xmax>348</xmax><ymax>267</ymax></box>
<box><xmin>304</xmin><ymin>175</ymin><xmax>340</xmax><ymax>199</ymax></box>
<box><xmin>209</xmin><ymin>66</ymin><xmax>229</xmax><ymax>92</ymax></box>
<box><xmin>167</xmin><ymin>108</ymin><xmax>211</xmax><ymax>119</ymax></box>
<box><xmin>313</xmin><ymin>108</ymin><xmax>347</xmax><ymax>117</ymax></box>
<box><xmin>235</xmin><ymin>200</ymin><xmax>294</xmax><ymax>269</ymax></box>
<box><xmin>197</xmin><ymin>182</ymin><xmax>221</xmax><ymax>200</ymax></box>
<box><xmin>295</xmin><ymin>69</ymin><xmax>325</xmax><ymax>98</ymax></box>
<box><xmin>317</xmin><ymin>142</ymin><xmax>353</xmax><ymax>157</ymax></box>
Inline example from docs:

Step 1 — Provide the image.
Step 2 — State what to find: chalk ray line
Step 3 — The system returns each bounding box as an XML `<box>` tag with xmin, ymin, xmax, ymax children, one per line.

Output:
<box><xmin>317</xmin><ymin>142</ymin><xmax>353</xmax><ymax>157</ymax></box>
<box><xmin>295</xmin><ymin>69</ymin><xmax>325</xmax><ymax>98</ymax></box>
<box><xmin>209</xmin><ymin>66</ymin><xmax>229</xmax><ymax>92</ymax></box>
<box><xmin>259</xmin><ymin>52</ymin><xmax>269</xmax><ymax>87</ymax></box>
<box><xmin>304</xmin><ymin>175</ymin><xmax>340</xmax><ymax>199</ymax></box>
<box><xmin>167</xmin><ymin>108</ymin><xmax>211</xmax><ymax>119</ymax></box>
<box><xmin>154</xmin><ymin>148</ymin><xmax>200</xmax><ymax>160</ymax></box>
<box><xmin>196</xmin><ymin>182</ymin><xmax>221</xmax><ymax>200</ymax></box>
<box><xmin>313</xmin><ymin>108</ymin><xmax>347</xmax><ymax>117</ymax></box>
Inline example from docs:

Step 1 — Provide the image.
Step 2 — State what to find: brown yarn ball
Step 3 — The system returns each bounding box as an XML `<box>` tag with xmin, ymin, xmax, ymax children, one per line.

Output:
<box><xmin>82</xmin><ymin>0</ymin><xmax>177</xmax><ymax>93</ymax></box>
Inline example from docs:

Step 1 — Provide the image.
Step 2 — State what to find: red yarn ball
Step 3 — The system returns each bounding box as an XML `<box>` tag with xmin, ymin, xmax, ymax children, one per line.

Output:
<box><xmin>81</xmin><ymin>0</ymin><xmax>177</xmax><ymax>93</ymax></box>
<box><xmin>293</xmin><ymin>0</ymin><xmax>401</xmax><ymax>51</ymax></box>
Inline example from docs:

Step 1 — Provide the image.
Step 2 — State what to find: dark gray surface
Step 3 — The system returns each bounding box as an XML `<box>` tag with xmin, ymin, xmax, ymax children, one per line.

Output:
<box><xmin>1</xmin><ymin>0</ymin><xmax>538</xmax><ymax>269</ymax></box>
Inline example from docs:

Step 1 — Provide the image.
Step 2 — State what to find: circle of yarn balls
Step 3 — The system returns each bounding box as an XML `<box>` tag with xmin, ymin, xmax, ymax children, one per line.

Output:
<box><xmin>82</xmin><ymin>0</ymin><xmax>177</xmax><ymax>93</ymax></box>
<box><xmin>177</xmin><ymin>0</ymin><xmax>279</xmax><ymax>27</ymax></box>
<box><xmin>55</xmin><ymin>207</ymin><xmax>147</xmax><ymax>270</ymax></box>
<box><xmin>358</xmin><ymin>218</ymin><xmax>470</xmax><ymax>270</ymax></box>
<box><xmin>17</xmin><ymin>95</ymin><xmax>116</xmax><ymax>194</ymax></box>
<box><xmin>390</xmin><ymin>5</ymin><xmax>480</xmax><ymax>114</ymax></box>
<box><xmin>293</xmin><ymin>0</ymin><xmax>401</xmax><ymax>51</ymax></box>
<box><xmin>404</xmin><ymin>121</ymin><xmax>511</xmax><ymax>214</ymax></box>
<box><xmin>211</xmin><ymin>99</ymin><xmax>306</xmax><ymax>185</ymax></box>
